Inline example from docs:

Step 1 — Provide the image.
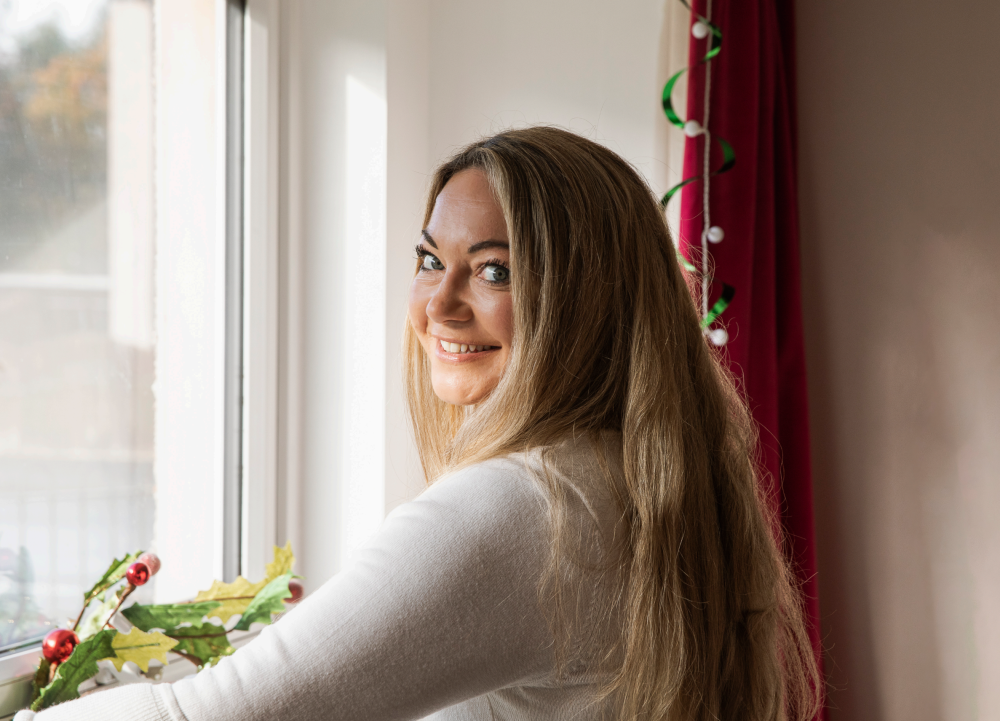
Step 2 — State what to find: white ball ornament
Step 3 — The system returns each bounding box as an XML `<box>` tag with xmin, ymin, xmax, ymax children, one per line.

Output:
<box><xmin>691</xmin><ymin>21</ymin><xmax>711</xmax><ymax>40</ymax></box>
<box><xmin>683</xmin><ymin>120</ymin><xmax>704</xmax><ymax>138</ymax></box>
<box><xmin>707</xmin><ymin>226</ymin><xmax>725</xmax><ymax>243</ymax></box>
<box><xmin>708</xmin><ymin>328</ymin><xmax>729</xmax><ymax>347</ymax></box>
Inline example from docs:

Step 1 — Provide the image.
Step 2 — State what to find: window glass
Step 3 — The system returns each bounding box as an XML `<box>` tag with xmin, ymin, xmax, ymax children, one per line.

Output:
<box><xmin>0</xmin><ymin>0</ymin><xmax>155</xmax><ymax>652</ymax></box>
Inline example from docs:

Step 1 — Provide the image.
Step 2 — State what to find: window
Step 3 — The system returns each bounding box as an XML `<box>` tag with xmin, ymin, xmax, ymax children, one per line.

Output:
<box><xmin>0</xmin><ymin>0</ymin><xmax>158</xmax><ymax>654</ymax></box>
<box><xmin>0</xmin><ymin>0</ymin><xmax>245</xmax><ymax>696</ymax></box>
<box><xmin>0</xmin><ymin>0</ymin><xmax>410</xmax><ymax>710</ymax></box>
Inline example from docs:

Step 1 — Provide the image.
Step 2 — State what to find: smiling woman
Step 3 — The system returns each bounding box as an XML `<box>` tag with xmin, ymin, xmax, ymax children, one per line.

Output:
<box><xmin>17</xmin><ymin>127</ymin><xmax>820</xmax><ymax>721</ymax></box>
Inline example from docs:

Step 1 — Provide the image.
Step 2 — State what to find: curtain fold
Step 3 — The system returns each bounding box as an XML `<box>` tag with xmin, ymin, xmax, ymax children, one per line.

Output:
<box><xmin>677</xmin><ymin>1</ymin><xmax>824</xmax><ymax>715</ymax></box>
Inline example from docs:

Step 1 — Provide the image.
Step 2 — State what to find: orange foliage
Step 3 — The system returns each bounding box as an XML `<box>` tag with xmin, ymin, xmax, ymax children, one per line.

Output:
<box><xmin>24</xmin><ymin>39</ymin><xmax>107</xmax><ymax>148</ymax></box>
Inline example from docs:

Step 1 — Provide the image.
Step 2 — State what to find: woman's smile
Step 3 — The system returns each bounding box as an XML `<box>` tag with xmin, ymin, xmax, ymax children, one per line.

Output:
<box><xmin>434</xmin><ymin>337</ymin><xmax>501</xmax><ymax>357</ymax></box>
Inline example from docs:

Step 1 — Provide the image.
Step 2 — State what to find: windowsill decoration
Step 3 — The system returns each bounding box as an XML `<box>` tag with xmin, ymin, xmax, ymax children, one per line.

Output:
<box><xmin>28</xmin><ymin>544</ymin><xmax>301</xmax><ymax>713</ymax></box>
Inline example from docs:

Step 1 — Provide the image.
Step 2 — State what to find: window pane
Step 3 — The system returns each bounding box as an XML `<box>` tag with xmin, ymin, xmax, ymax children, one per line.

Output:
<box><xmin>0</xmin><ymin>0</ymin><xmax>155</xmax><ymax>652</ymax></box>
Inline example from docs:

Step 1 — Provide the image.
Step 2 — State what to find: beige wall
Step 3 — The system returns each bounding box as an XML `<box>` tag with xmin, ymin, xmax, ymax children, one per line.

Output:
<box><xmin>796</xmin><ymin>1</ymin><xmax>1000</xmax><ymax>719</ymax></box>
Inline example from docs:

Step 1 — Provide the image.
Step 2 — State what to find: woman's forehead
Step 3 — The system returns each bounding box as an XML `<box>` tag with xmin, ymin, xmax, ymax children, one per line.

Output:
<box><xmin>427</xmin><ymin>170</ymin><xmax>507</xmax><ymax>245</ymax></box>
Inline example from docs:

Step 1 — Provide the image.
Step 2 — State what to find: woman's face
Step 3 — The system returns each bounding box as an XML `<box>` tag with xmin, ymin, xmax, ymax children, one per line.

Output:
<box><xmin>408</xmin><ymin>169</ymin><xmax>513</xmax><ymax>406</ymax></box>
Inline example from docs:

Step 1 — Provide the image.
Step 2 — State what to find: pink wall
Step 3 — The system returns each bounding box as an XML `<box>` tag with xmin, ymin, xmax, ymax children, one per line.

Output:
<box><xmin>796</xmin><ymin>1</ymin><xmax>1000</xmax><ymax>719</ymax></box>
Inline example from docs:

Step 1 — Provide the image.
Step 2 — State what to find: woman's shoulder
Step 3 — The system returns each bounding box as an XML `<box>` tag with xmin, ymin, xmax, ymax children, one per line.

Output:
<box><xmin>412</xmin><ymin>431</ymin><xmax>624</xmax><ymax>550</ymax></box>
<box><xmin>400</xmin><ymin>453</ymin><xmax>551</xmax><ymax>552</ymax></box>
<box><xmin>423</xmin><ymin>431</ymin><xmax>622</xmax><ymax>504</ymax></box>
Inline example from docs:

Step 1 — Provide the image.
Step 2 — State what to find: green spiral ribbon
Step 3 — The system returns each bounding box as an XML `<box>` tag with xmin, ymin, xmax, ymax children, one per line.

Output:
<box><xmin>659</xmin><ymin>3</ymin><xmax>734</xmax><ymax>209</ymax></box>
<box><xmin>701</xmin><ymin>283</ymin><xmax>735</xmax><ymax>329</ymax></box>
<box><xmin>672</xmin><ymin>254</ymin><xmax>735</xmax><ymax>329</ymax></box>
<box><xmin>663</xmin><ymin>0</ymin><xmax>736</xmax><ymax>333</ymax></box>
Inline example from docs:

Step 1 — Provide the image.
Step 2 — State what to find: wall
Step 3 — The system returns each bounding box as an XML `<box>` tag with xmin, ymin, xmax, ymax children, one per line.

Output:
<box><xmin>385</xmin><ymin>0</ymin><xmax>430</xmax><ymax>514</ymax></box>
<box><xmin>796</xmin><ymin>1</ymin><xmax>1000</xmax><ymax>719</ymax></box>
<box><xmin>425</xmin><ymin>0</ymin><xmax>665</xmax><ymax>187</ymax></box>
<box><xmin>290</xmin><ymin>0</ymin><xmax>388</xmax><ymax>588</ymax></box>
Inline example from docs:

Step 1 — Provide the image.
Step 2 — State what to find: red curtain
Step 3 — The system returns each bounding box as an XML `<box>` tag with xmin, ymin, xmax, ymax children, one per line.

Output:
<box><xmin>677</xmin><ymin>0</ymin><xmax>824</xmax><ymax>714</ymax></box>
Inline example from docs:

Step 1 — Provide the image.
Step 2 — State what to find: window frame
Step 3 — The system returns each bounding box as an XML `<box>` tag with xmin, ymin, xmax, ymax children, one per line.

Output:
<box><xmin>0</xmin><ymin>0</ymin><xmax>255</xmax><ymax>711</ymax></box>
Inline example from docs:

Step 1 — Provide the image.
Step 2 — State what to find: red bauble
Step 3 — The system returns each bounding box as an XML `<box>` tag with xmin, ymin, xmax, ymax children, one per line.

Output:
<box><xmin>126</xmin><ymin>561</ymin><xmax>150</xmax><ymax>586</ymax></box>
<box><xmin>42</xmin><ymin>629</ymin><xmax>79</xmax><ymax>663</ymax></box>
<box><xmin>286</xmin><ymin>579</ymin><xmax>304</xmax><ymax>603</ymax></box>
<box><xmin>137</xmin><ymin>552</ymin><xmax>161</xmax><ymax>576</ymax></box>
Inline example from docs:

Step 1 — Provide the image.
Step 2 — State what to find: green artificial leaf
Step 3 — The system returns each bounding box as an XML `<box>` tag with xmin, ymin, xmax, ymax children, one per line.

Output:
<box><xmin>109</xmin><ymin>627</ymin><xmax>178</xmax><ymax>672</ymax></box>
<box><xmin>32</xmin><ymin>630</ymin><xmax>116</xmax><ymax>712</ymax></box>
<box><xmin>234</xmin><ymin>573</ymin><xmax>292</xmax><ymax>631</ymax></box>
<box><xmin>122</xmin><ymin>602</ymin><xmax>222</xmax><ymax>632</ymax></box>
<box><xmin>77</xmin><ymin>591</ymin><xmax>120</xmax><ymax>640</ymax></box>
<box><xmin>166</xmin><ymin>623</ymin><xmax>234</xmax><ymax>669</ymax></box>
<box><xmin>82</xmin><ymin>552</ymin><xmax>141</xmax><ymax>606</ymax></box>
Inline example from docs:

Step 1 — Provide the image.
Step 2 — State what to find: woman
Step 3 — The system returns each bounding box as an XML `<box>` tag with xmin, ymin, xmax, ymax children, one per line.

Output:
<box><xmin>22</xmin><ymin>127</ymin><xmax>820</xmax><ymax>720</ymax></box>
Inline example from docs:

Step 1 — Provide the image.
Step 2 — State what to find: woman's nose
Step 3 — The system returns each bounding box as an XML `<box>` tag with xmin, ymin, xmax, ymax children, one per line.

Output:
<box><xmin>425</xmin><ymin>271</ymin><xmax>473</xmax><ymax>324</ymax></box>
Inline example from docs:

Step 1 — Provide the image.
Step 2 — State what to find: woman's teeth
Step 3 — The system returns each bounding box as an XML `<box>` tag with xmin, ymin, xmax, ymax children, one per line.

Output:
<box><xmin>440</xmin><ymin>340</ymin><xmax>492</xmax><ymax>354</ymax></box>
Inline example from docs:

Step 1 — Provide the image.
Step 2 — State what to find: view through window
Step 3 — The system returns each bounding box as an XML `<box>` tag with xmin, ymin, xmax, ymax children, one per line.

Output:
<box><xmin>0</xmin><ymin>0</ymin><xmax>156</xmax><ymax>652</ymax></box>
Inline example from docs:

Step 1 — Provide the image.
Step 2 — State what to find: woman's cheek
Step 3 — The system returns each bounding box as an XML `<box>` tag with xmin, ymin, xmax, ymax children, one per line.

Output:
<box><xmin>478</xmin><ymin>290</ymin><xmax>513</xmax><ymax>348</ymax></box>
<box><xmin>407</xmin><ymin>281</ymin><xmax>429</xmax><ymax>334</ymax></box>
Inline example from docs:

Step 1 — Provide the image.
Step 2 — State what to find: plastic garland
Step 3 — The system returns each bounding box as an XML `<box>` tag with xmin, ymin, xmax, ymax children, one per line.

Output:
<box><xmin>662</xmin><ymin>0</ymin><xmax>735</xmax><ymax>346</ymax></box>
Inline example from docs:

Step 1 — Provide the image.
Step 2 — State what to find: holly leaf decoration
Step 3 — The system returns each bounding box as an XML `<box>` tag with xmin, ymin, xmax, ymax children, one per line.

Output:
<box><xmin>194</xmin><ymin>543</ymin><xmax>295</xmax><ymax>623</ymax></box>
<box><xmin>191</xmin><ymin>577</ymin><xmax>263</xmax><ymax>624</ymax></box>
<box><xmin>166</xmin><ymin>623</ymin><xmax>234</xmax><ymax>669</ymax></box>
<box><xmin>81</xmin><ymin>552</ymin><xmax>140</xmax><ymax>606</ymax></box>
<box><xmin>121</xmin><ymin>602</ymin><xmax>222</xmax><ymax>632</ymax></box>
<box><xmin>32</xmin><ymin>630</ymin><xmax>116</xmax><ymax>711</ymax></box>
<box><xmin>109</xmin><ymin>627</ymin><xmax>178</xmax><ymax>672</ymax></box>
<box><xmin>234</xmin><ymin>573</ymin><xmax>293</xmax><ymax>631</ymax></box>
<box><xmin>265</xmin><ymin>541</ymin><xmax>295</xmax><ymax>579</ymax></box>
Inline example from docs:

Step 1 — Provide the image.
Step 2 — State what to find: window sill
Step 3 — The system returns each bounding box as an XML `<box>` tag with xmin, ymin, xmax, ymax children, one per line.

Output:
<box><xmin>0</xmin><ymin>631</ymin><xmax>260</xmax><ymax>720</ymax></box>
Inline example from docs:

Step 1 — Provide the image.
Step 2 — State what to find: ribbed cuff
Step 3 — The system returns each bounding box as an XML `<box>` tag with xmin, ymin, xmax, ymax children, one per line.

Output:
<box><xmin>34</xmin><ymin>683</ymin><xmax>168</xmax><ymax>721</ymax></box>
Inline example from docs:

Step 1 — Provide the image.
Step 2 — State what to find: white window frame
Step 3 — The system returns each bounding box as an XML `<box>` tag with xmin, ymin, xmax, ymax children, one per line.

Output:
<box><xmin>0</xmin><ymin>0</ymin><xmax>260</xmax><ymax>713</ymax></box>
<box><xmin>241</xmin><ymin>0</ymin><xmax>290</xmax><ymax>582</ymax></box>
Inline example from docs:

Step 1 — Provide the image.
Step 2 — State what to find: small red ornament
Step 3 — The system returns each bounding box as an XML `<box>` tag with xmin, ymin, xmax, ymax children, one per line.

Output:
<box><xmin>137</xmin><ymin>552</ymin><xmax>161</xmax><ymax>576</ymax></box>
<box><xmin>286</xmin><ymin>579</ymin><xmax>304</xmax><ymax>603</ymax></box>
<box><xmin>42</xmin><ymin>629</ymin><xmax>79</xmax><ymax>663</ymax></box>
<box><xmin>126</xmin><ymin>562</ymin><xmax>150</xmax><ymax>586</ymax></box>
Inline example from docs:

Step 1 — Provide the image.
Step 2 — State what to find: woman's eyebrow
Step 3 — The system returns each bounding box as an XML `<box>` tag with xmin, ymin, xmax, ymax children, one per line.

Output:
<box><xmin>467</xmin><ymin>239</ymin><xmax>509</xmax><ymax>254</ymax></box>
<box><xmin>421</xmin><ymin>230</ymin><xmax>508</xmax><ymax>255</ymax></box>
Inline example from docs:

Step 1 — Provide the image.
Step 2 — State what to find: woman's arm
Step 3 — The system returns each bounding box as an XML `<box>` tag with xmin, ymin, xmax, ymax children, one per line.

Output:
<box><xmin>27</xmin><ymin>458</ymin><xmax>556</xmax><ymax>721</ymax></box>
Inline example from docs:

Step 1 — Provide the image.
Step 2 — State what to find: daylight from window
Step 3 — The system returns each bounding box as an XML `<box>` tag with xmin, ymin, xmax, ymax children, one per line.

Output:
<box><xmin>0</xmin><ymin>0</ymin><xmax>156</xmax><ymax>652</ymax></box>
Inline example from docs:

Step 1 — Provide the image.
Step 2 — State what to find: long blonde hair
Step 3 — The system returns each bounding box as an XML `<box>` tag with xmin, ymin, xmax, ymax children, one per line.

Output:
<box><xmin>403</xmin><ymin>127</ymin><xmax>820</xmax><ymax>721</ymax></box>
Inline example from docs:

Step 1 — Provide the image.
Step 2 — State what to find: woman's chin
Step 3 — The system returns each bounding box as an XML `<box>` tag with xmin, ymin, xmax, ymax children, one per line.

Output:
<box><xmin>430</xmin><ymin>376</ymin><xmax>494</xmax><ymax>406</ymax></box>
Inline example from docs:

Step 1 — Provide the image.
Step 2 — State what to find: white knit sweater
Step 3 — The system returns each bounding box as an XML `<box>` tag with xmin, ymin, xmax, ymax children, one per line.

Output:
<box><xmin>20</xmin><ymin>437</ymin><xmax>625</xmax><ymax>720</ymax></box>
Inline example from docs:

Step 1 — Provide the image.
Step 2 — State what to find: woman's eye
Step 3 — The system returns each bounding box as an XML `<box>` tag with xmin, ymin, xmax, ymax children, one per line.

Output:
<box><xmin>421</xmin><ymin>254</ymin><xmax>444</xmax><ymax>271</ymax></box>
<box><xmin>483</xmin><ymin>264</ymin><xmax>510</xmax><ymax>283</ymax></box>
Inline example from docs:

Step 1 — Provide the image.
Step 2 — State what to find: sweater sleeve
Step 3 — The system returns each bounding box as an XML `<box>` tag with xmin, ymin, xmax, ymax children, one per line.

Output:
<box><xmin>31</xmin><ymin>457</ymin><xmax>556</xmax><ymax>721</ymax></box>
